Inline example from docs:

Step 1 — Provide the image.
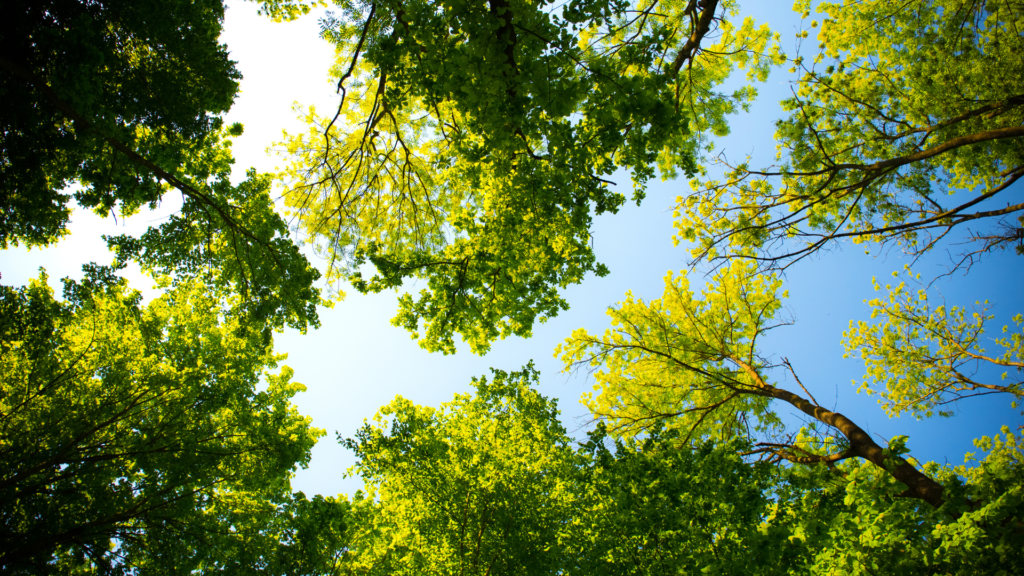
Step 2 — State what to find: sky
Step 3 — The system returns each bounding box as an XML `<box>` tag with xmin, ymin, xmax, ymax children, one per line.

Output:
<box><xmin>2</xmin><ymin>0</ymin><xmax>1021</xmax><ymax>499</ymax></box>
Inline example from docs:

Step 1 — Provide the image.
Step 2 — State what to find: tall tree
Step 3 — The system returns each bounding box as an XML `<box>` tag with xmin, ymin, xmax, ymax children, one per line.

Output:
<box><xmin>556</xmin><ymin>262</ymin><xmax>1024</xmax><ymax>571</ymax></box>
<box><xmin>674</xmin><ymin>0</ymin><xmax>1024</xmax><ymax>271</ymax></box>
<box><xmin>337</xmin><ymin>367</ymin><xmax>811</xmax><ymax>575</ymax></box>
<box><xmin>339</xmin><ymin>365</ymin><xmax>578</xmax><ymax>575</ymax></box>
<box><xmin>553</xmin><ymin>1</ymin><xmax>1024</xmax><ymax>570</ymax></box>
<box><xmin>274</xmin><ymin>0</ymin><xmax>781</xmax><ymax>353</ymax></box>
<box><xmin>557</xmin><ymin>261</ymin><xmax>950</xmax><ymax>507</ymax></box>
<box><xmin>0</xmin><ymin>0</ymin><xmax>323</xmax><ymax>331</ymax></box>
<box><xmin>0</xmin><ymin>270</ymin><xmax>323</xmax><ymax>573</ymax></box>
<box><xmin>333</xmin><ymin>364</ymin><xmax>1024</xmax><ymax>573</ymax></box>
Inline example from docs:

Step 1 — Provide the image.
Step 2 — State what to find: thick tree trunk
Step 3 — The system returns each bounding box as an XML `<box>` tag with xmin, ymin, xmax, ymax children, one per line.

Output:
<box><xmin>730</xmin><ymin>357</ymin><xmax>945</xmax><ymax>507</ymax></box>
<box><xmin>768</xmin><ymin>385</ymin><xmax>946</xmax><ymax>508</ymax></box>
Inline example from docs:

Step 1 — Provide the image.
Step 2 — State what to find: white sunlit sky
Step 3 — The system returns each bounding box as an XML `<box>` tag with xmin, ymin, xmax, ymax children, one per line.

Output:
<box><xmin>3</xmin><ymin>1</ymin><xmax>1022</xmax><ymax>499</ymax></box>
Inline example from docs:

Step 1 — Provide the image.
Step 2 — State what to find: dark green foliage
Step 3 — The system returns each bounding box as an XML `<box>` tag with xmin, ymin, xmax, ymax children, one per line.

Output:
<box><xmin>0</xmin><ymin>0</ymin><xmax>323</xmax><ymax>331</ymax></box>
<box><xmin>571</xmin><ymin>425</ymin><xmax>809</xmax><ymax>575</ymax></box>
<box><xmin>0</xmin><ymin>272</ymin><xmax>322</xmax><ymax>573</ymax></box>
<box><xmin>0</xmin><ymin>0</ymin><xmax>238</xmax><ymax>247</ymax></box>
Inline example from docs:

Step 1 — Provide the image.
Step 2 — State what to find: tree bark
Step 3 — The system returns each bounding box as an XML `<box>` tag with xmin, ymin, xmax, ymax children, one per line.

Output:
<box><xmin>767</xmin><ymin>385</ymin><xmax>946</xmax><ymax>507</ymax></box>
<box><xmin>669</xmin><ymin>0</ymin><xmax>719</xmax><ymax>76</ymax></box>
<box><xmin>731</xmin><ymin>357</ymin><xmax>946</xmax><ymax>507</ymax></box>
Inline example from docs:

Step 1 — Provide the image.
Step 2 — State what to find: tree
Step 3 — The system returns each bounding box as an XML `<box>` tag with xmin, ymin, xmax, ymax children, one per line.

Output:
<box><xmin>334</xmin><ymin>363</ymin><xmax>1024</xmax><ymax>574</ymax></box>
<box><xmin>552</xmin><ymin>0</ymin><xmax>1024</xmax><ymax>570</ymax></box>
<box><xmin>0</xmin><ymin>0</ymin><xmax>323</xmax><ymax>331</ymax></box>
<box><xmin>0</xmin><ymin>270</ymin><xmax>323</xmax><ymax>573</ymax></box>
<box><xmin>674</xmin><ymin>0</ymin><xmax>1024</xmax><ymax>271</ymax></box>
<box><xmin>0</xmin><ymin>0</ymin><xmax>236</xmax><ymax>247</ymax></box>
<box><xmin>569</xmin><ymin>426</ymin><xmax>809</xmax><ymax>575</ymax></box>
<box><xmin>188</xmin><ymin>490</ymin><xmax>352</xmax><ymax>575</ymax></box>
<box><xmin>556</xmin><ymin>261</ymin><xmax>1024</xmax><ymax>570</ymax></box>
<box><xmin>338</xmin><ymin>365</ymin><xmax>578</xmax><ymax>575</ymax></box>
<box><xmin>774</xmin><ymin>428</ymin><xmax>1024</xmax><ymax>574</ymax></box>
<box><xmin>557</xmin><ymin>261</ymin><xmax>951</xmax><ymax>506</ymax></box>
<box><xmin>337</xmin><ymin>367</ymin><xmax>812</xmax><ymax>575</ymax></box>
<box><xmin>274</xmin><ymin>0</ymin><xmax>781</xmax><ymax>353</ymax></box>
<box><xmin>0</xmin><ymin>2</ymin><xmax>349</xmax><ymax>571</ymax></box>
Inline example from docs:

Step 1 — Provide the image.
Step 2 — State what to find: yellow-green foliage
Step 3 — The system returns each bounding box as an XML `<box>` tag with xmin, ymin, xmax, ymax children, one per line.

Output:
<box><xmin>0</xmin><ymin>271</ymin><xmax>322</xmax><ymax>569</ymax></box>
<box><xmin>340</xmin><ymin>365</ymin><xmax>577</xmax><ymax>575</ymax></box>
<box><xmin>843</xmin><ymin>267</ymin><xmax>1023</xmax><ymax>419</ymax></box>
<box><xmin>675</xmin><ymin>0</ymin><xmax>1024</xmax><ymax>265</ymax></box>
<box><xmin>556</xmin><ymin>260</ymin><xmax>784</xmax><ymax>440</ymax></box>
<box><xmin>277</xmin><ymin>0</ymin><xmax>780</xmax><ymax>353</ymax></box>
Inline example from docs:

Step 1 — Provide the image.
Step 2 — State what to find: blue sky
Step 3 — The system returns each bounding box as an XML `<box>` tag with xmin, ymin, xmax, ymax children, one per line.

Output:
<box><xmin>3</xmin><ymin>0</ymin><xmax>1021</xmax><ymax>499</ymax></box>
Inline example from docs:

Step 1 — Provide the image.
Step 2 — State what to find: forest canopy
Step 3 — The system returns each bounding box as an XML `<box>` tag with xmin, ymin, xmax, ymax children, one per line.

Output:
<box><xmin>1</xmin><ymin>0</ymin><xmax>1021</xmax><ymax>573</ymax></box>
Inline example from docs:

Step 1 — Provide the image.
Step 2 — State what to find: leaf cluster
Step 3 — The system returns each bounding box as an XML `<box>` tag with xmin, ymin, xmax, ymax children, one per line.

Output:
<box><xmin>843</xmin><ymin>267</ymin><xmax>1023</xmax><ymax>419</ymax></box>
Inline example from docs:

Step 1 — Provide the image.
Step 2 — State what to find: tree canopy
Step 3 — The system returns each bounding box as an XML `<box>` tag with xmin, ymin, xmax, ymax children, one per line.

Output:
<box><xmin>0</xmin><ymin>0</ymin><xmax>238</xmax><ymax>248</ymax></box>
<box><xmin>338</xmin><ymin>365</ymin><xmax>577</xmax><ymax>574</ymax></box>
<box><xmin>2</xmin><ymin>0</ymin><xmax>1021</xmax><ymax>572</ymax></box>
<box><xmin>557</xmin><ymin>261</ymin><xmax>953</xmax><ymax>505</ymax></box>
<box><xmin>0</xmin><ymin>0</ymin><xmax>323</xmax><ymax>331</ymax></box>
<box><xmin>337</xmin><ymin>369</ymin><xmax>1024</xmax><ymax>574</ymax></box>
<box><xmin>545</xmin><ymin>2</ymin><xmax>1024</xmax><ymax>572</ymax></box>
<box><xmin>675</xmin><ymin>0</ymin><xmax>1024</xmax><ymax>270</ymax></box>
<box><xmin>0</xmin><ymin>270</ymin><xmax>322</xmax><ymax>573</ymax></box>
<box><xmin>337</xmin><ymin>368</ymin><xmax>797</xmax><ymax>575</ymax></box>
<box><xmin>275</xmin><ymin>0</ymin><xmax>781</xmax><ymax>353</ymax></box>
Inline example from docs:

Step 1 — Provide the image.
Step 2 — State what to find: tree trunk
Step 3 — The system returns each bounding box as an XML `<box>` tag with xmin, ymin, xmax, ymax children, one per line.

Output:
<box><xmin>768</xmin><ymin>385</ymin><xmax>946</xmax><ymax>508</ymax></box>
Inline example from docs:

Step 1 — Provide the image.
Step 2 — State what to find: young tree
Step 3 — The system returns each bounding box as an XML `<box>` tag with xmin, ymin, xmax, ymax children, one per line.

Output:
<box><xmin>675</xmin><ymin>0</ymin><xmax>1024</xmax><ymax>271</ymax></box>
<box><xmin>0</xmin><ymin>271</ymin><xmax>323</xmax><ymax>573</ymax></box>
<box><xmin>274</xmin><ymin>0</ymin><xmax>781</xmax><ymax>353</ymax></box>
